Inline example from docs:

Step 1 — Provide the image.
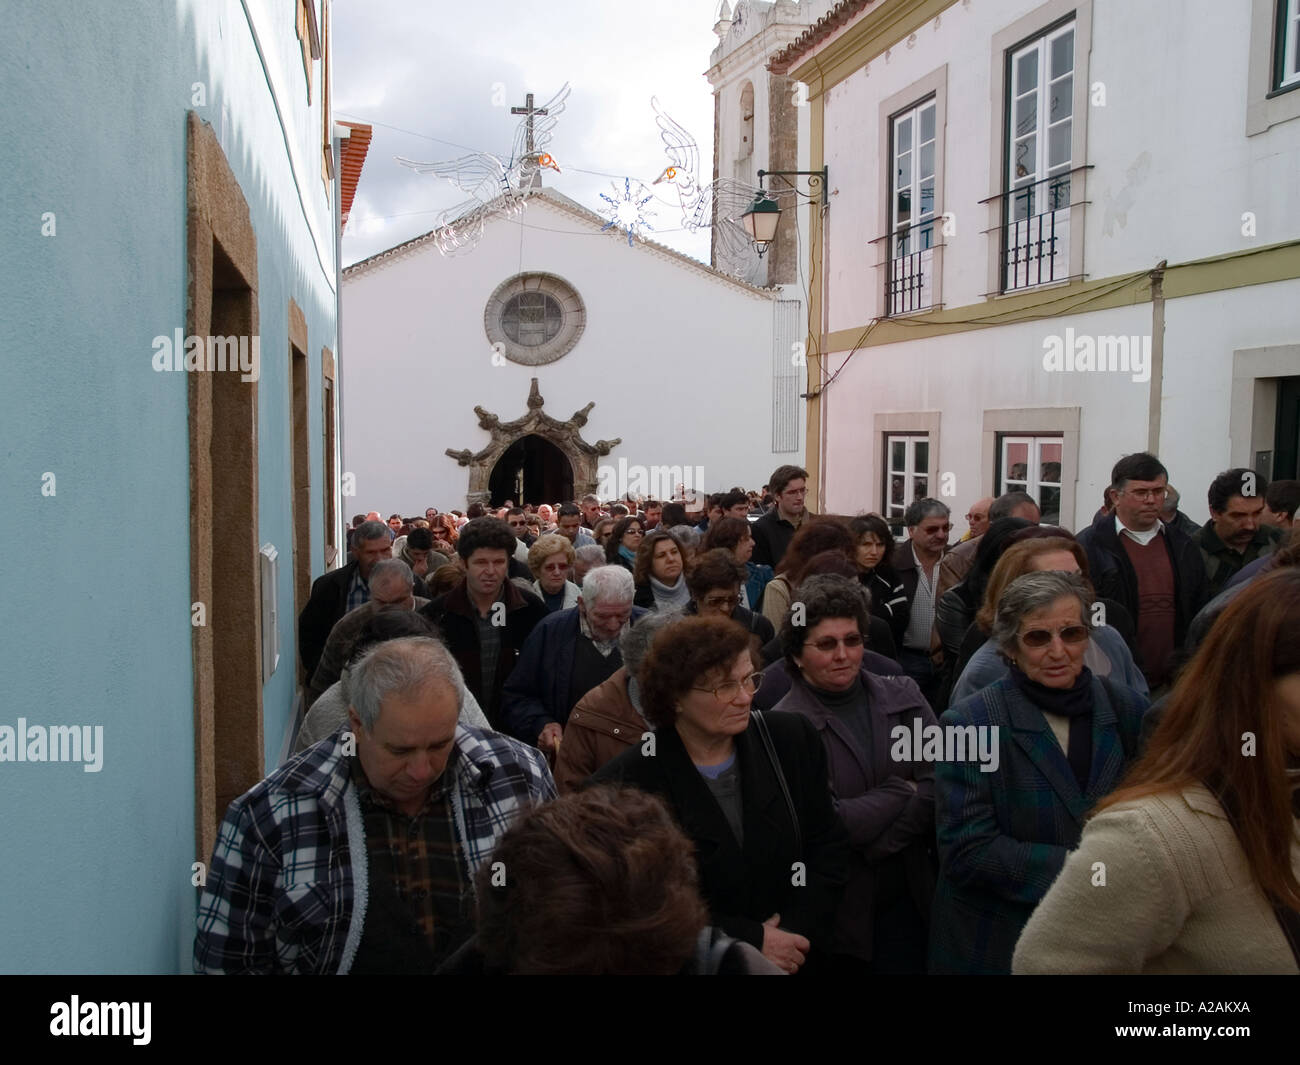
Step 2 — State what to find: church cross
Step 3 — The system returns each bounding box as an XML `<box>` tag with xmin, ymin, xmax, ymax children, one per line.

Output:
<box><xmin>510</xmin><ymin>92</ymin><xmax>548</xmax><ymax>155</ymax></box>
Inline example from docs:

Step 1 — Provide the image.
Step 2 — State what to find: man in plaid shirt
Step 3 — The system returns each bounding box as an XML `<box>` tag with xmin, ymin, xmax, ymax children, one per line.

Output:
<box><xmin>194</xmin><ymin>637</ymin><xmax>555</xmax><ymax>974</ymax></box>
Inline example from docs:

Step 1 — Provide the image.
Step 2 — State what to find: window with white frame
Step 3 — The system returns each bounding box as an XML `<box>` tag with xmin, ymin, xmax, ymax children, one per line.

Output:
<box><xmin>1278</xmin><ymin>0</ymin><xmax>1300</xmax><ymax>89</ymax></box>
<box><xmin>1003</xmin><ymin>20</ymin><xmax>1074</xmax><ymax>291</ymax></box>
<box><xmin>884</xmin><ymin>434</ymin><xmax>930</xmax><ymax>528</ymax></box>
<box><xmin>887</xmin><ymin>98</ymin><xmax>937</xmax><ymax>315</ymax></box>
<box><xmin>999</xmin><ymin>435</ymin><xmax>1063</xmax><ymax>525</ymax></box>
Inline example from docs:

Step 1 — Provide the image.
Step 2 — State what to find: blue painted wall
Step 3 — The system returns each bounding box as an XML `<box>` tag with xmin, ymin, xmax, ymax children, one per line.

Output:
<box><xmin>0</xmin><ymin>1</ymin><xmax>337</xmax><ymax>972</ymax></box>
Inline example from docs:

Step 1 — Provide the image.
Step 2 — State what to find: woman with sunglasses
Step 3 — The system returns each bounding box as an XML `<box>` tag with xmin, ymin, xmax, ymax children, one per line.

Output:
<box><xmin>604</xmin><ymin>515</ymin><xmax>644</xmax><ymax>572</ymax></box>
<box><xmin>1014</xmin><ymin>568</ymin><xmax>1300</xmax><ymax>974</ymax></box>
<box><xmin>929</xmin><ymin>570</ymin><xmax>1148</xmax><ymax>974</ymax></box>
<box><xmin>771</xmin><ymin>574</ymin><xmax>939</xmax><ymax>973</ymax></box>
<box><xmin>949</xmin><ymin>536</ymin><xmax>1146</xmax><ymax>705</ymax></box>
<box><xmin>594</xmin><ymin>615</ymin><xmax>851</xmax><ymax>974</ymax></box>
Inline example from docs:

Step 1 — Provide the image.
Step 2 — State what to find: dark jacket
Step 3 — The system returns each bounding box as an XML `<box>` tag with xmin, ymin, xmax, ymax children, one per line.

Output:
<box><xmin>1074</xmin><ymin>513</ymin><xmax>1210</xmax><ymax>674</ymax></box>
<box><xmin>890</xmin><ymin>541</ymin><xmax>950</xmax><ymax>649</ymax></box>
<box><xmin>751</xmin><ymin>509</ymin><xmax>812</xmax><ymax>569</ymax></box>
<box><xmin>593</xmin><ymin>713</ymin><xmax>852</xmax><ymax>954</ymax></box>
<box><xmin>772</xmin><ymin>671</ymin><xmax>938</xmax><ymax>962</ymax></box>
<box><xmin>860</xmin><ymin>565</ymin><xmax>910</xmax><ymax>647</ymax></box>
<box><xmin>298</xmin><ymin>561</ymin><xmax>429</xmax><ymax>676</ymax></box>
<box><xmin>930</xmin><ymin>673</ymin><xmax>1148</xmax><ymax>974</ymax></box>
<box><xmin>418</xmin><ymin>579</ymin><xmax>548</xmax><ymax>729</ymax></box>
<box><xmin>1190</xmin><ymin>520</ymin><xmax>1281</xmax><ymax>598</ymax></box>
<box><xmin>298</xmin><ymin>560</ymin><xmax>361</xmax><ymax>676</ymax></box>
<box><xmin>500</xmin><ymin>606</ymin><xmax>649</xmax><ymax>744</ymax></box>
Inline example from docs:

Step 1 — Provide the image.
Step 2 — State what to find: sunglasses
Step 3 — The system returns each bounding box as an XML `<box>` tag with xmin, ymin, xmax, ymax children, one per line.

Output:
<box><xmin>1019</xmin><ymin>625</ymin><xmax>1090</xmax><ymax>648</ymax></box>
<box><xmin>808</xmin><ymin>633</ymin><xmax>865</xmax><ymax>653</ymax></box>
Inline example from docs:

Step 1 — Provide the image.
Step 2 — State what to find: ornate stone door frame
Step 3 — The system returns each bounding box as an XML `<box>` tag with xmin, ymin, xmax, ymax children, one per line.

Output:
<box><xmin>446</xmin><ymin>378</ymin><xmax>621</xmax><ymax>506</ymax></box>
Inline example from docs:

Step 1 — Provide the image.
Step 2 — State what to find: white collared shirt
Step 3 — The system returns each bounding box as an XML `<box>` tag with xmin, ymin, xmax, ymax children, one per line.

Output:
<box><xmin>1115</xmin><ymin>514</ymin><xmax>1163</xmax><ymax>547</ymax></box>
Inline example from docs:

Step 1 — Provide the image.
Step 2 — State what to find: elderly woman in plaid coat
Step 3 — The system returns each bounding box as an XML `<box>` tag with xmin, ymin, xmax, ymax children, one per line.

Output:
<box><xmin>929</xmin><ymin>572</ymin><xmax>1147</xmax><ymax>974</ymax></box>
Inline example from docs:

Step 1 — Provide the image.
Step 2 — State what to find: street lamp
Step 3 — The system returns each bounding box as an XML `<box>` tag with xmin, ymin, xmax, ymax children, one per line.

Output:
<box><xmin>740</xmin><ymin>166</ymin><xmax>829</xmax><ymax>256</ymax></box>
<box><xmin>740</xmin><ymin>195</ymin><xmax>781</xmax><ymax>257</ymax></box>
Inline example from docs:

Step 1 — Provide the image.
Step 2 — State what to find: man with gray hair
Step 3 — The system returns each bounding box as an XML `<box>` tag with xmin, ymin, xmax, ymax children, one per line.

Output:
<box><xmin>306</xmin><ymin>559</ymin><xmax>427</xmax><ymax>709</ymax></box>
<box><xmin>892</xmin><ymin>498</ymin><xmax>953</xmax><ymax>703</ymax></box>
<box><xmin>195</xmin><ymin>636</ymin><xmax>555</xmax><ymax>974</ymax></box>
<box><xmin>500</xmin><ymin>565</ymin><xmax>648</xmax><ymax>754</ymax></box>
<box><xmin>299</xmin><ymin>518</ymin><xmax>393</xmax><ymax>678</ymax></box>
<box><xmin>553</xmin><ymin>609</ymin><xmax>682</xmax><ymax>792</ymax></box>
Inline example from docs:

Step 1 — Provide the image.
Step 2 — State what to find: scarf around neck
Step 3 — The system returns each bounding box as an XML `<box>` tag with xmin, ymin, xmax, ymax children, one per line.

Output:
<box><xmin>1008</xmin><ymin>663</ymin><xmax>1094</xmax><ymax>790</ymax></box>
<box><xmin>649</xmin><ymin>573</ymin><xmax>690</xmax><ymax>611</ymax></box>
<box><xmin>618</xmin><ymin>545</ymin><xmax>637</xmax><ymax>564</ymax></box>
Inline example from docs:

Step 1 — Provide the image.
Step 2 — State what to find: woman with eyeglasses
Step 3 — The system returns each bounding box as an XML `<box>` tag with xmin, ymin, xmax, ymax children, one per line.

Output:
<box><xmin>949</xmin><ymin>535</ymin><xmax>1146</xmax><ymax>705</ymax></box>
<box><xmin>929</xmin><ymin>571</ymin><xmax>1148</xmax><ymax>974</ymax></box>
<box><xmin>684</xmin><ymin>549</ymin><xmax>776</xmax><ymax>652</ymax></box>
<box><xmin>771</xmin><ymin>574</ymin><xmax>938</xmax><ymax>973</ymax></box>
<box><xmin>604</xmin><ymin>516</ymin><xmax>644</xmax><ymax>572</ymax></box>
<box><xmin>594</xmin><ymin>616</ymin><xmax>851</xmax><ymax>974</ymax></box>
<box><xmin>1013</xmin><ymin>568</ymin><xmax>1300</xmax><ymax>974</ymax></box>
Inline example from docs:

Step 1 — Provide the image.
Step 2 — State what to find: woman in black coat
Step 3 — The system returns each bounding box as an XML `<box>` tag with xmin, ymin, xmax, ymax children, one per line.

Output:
<box><xmin>593</xmin><ymin>616</ymin><xmax>851</xmax><ymax>974</ymax></box>
<box><xmin>849</xmin><ymin>514</ymin><xmax>910</xmax><ymax>647</ymax></box>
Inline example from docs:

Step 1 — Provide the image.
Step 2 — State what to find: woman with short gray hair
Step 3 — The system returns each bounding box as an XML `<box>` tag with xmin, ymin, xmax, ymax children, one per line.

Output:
<box><xmin>771</xmin><ymin>574</ymin><xmax>938</xmax><ymax>973</ymax></box>
<box><xmin>930</xmin><ymin>570</ymin><xmax>1149</xmax><ymax>974</ymax></box>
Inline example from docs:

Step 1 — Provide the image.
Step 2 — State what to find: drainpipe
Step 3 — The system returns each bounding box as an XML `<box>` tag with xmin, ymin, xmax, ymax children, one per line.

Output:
<box><xmin>334</xmin><ymin>123</ymin><xmax>349</xmax><ymax>566</ymax></box>
<box><xmin>1146</xmin><ymin>259</ymin><xmax>1166</xmax><ymax>453</ymax></box>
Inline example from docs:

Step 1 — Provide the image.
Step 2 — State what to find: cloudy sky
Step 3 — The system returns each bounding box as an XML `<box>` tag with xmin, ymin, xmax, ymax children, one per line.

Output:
<box><xmin>334</xmin><ymin>0</ymin><xmax>731</xmax><ymax>267</ymax></box>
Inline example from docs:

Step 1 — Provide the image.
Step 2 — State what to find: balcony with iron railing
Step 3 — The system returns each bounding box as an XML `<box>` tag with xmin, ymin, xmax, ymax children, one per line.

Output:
<box><xmin>981</xmin><ymin>166</ymin><xmax>1090</xmax><ymax>293</ymax></box>
<box><xmin>871</xmin><ymin>216</ymin><xmax>941</xmax><ymax>317</ymax></box>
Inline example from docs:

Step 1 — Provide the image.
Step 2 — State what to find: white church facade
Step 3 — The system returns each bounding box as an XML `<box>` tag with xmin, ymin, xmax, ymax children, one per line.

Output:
<box><xmin>342</xmin><ymin>188</ymin><xmax>805</xmax><ymax>512</ymax></box>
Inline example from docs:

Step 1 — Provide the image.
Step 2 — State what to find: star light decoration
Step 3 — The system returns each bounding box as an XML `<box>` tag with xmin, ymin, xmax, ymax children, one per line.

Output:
<box><xmin>396</xmin><ymin>83</ymin><xmax>570</xmax><ymax>255</ymax></box>
<box><xmin>598</xmin><ymin>178</ymin><xmax>657</xmax><ymax>246</ymax></box>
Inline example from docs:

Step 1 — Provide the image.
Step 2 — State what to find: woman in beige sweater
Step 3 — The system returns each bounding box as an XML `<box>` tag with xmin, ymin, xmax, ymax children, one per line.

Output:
<box><xmin>1013</xmin><ymin>567</ymin><xmax>1300</xmax><ymax>974</ymax></box>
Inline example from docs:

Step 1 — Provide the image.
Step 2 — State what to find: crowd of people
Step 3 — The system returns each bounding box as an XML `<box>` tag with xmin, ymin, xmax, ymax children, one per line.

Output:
<box><xmin>192</xmin><ymin>459</ymin><xmax>1300</xmax><ymax>974</ymax></box>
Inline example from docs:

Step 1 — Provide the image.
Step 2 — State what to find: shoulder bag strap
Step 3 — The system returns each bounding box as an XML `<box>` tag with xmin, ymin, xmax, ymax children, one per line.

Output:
<box><xmin>751</xmin><ymin>710</ymin><xmax>802</xmax><ymax>857</ymax></box>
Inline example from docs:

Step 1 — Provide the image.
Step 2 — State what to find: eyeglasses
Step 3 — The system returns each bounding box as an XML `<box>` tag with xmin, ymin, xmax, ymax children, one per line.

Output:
<box><xmin>702</xmin><ymin>594</ymin><xmax>741</xmax><ymax>610</ymax></box>
<box><xmin>1019</xmin><ymin>625</ymin><xmax>1090</xmax><ymax>648</ymax></box>
<box><xmin>692</xmin><ymin>672</ymin><xmax>764</xmax><ymax>702</ymax></box>
<box><xmin>1120</xmin><ymin>487</ymin><xmax>1169</xmax><ymax>502</ymax></box>
<box><xmin>807</xmin><ymin>633</ymin><xmax>865</xmax><ymax>653</ymax></box>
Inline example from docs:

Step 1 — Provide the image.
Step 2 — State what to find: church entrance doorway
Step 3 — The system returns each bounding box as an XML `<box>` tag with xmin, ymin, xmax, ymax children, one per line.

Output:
<box><xmin>488</xmin><ymin>434</ymin><xmax>574</xmax><ymax>505</ymax></box>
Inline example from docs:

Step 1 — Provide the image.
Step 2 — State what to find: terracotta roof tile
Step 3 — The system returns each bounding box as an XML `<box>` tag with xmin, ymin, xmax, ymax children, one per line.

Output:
<box><xmin>768</xmin><ymin>0</ymin><xmax>875</xmax><ymax>74</ymax></box>
<box><xmin>338</xmin><ymin>121</ymin><xmax>372</xmax><ymax>234</ymax></box>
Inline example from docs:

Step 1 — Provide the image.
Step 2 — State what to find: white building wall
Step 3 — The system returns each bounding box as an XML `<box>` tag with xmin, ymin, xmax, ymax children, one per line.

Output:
<box><xmin>821</xmin><ymin>0</ymin><xmax>1300</xmax><ymax>330</ymax></box>
<box><xmin>814</xmin><ymin>0</ymin><xmax>1300</xmax><ymax>530</ymax></box>
<box><xmin>343</xmin><ymin>197</ymin><xmax>779</xmax><ymax>513</ymax></box>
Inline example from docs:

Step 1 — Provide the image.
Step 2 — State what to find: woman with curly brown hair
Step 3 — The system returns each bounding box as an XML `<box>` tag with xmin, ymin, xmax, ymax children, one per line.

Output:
<box><xmin>594</xmin><ymin>616</ymin><xmax>851</xmax><ymax>973</ymax></box>
<box><xmin>632</xmin><ymin>528</ymin><xmax>689</xmax><ymax>611</ymax></box>
<box><xmin>1015</xmin><ymin>567</ymin><xmax>1300</xmax><ymax>973</ymax></box>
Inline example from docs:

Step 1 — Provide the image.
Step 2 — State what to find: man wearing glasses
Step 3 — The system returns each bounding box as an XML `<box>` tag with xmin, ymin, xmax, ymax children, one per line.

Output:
<box><xmin>752</xmin><ymin>465</ymin><xmax>813</xmax><ymax>567</ymax></box>
<box><xmin>1076</xmin><ymin>452</ymin><xmax>1209</xmax><ymax>692</ymax></box>
<box><xmin>892</xmin><ymin>499</ymin><xmax>953</xmax><ymax>705</ymax></box>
